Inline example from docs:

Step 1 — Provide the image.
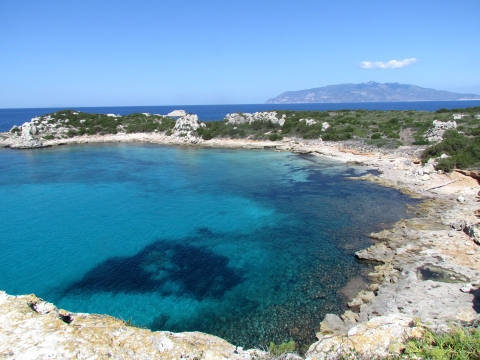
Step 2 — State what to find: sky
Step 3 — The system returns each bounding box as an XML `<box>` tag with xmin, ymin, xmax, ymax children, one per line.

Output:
<box><xmin>1</xmin><ymin>0</ymin><xmax>479</xmax><ymax>108</ymax></box>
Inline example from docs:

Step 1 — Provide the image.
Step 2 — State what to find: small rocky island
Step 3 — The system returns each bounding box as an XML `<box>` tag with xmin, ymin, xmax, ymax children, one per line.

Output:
<box><xmin>2</xmin><ymin>107</ymin><xmax>480</xmax><ymax>358</ymax></box>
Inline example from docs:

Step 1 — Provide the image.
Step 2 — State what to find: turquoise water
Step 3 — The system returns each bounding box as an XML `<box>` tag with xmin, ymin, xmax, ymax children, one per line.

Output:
<box><xmin>0</xmin><ymin>144</ymin><xmax>418</xmax><ymax>348</ymax></box>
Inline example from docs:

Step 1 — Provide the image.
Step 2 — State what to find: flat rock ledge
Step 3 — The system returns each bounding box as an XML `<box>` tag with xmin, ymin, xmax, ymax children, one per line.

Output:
<box><xmin>0</xmin><ymin>291</ymin><xmax>264</xmax><ymax>359</ymax></box>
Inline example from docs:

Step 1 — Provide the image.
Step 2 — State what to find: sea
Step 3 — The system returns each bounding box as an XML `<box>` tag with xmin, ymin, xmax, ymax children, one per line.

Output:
<box><xmin>0</xmin><ymin>101</ymin><xmax>475</xmax><ymax>349</ymax></box>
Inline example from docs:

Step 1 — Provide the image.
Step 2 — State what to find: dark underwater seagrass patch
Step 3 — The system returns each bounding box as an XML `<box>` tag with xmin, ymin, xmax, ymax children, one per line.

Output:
<box><xmin>63</xmin><ymin>238</ymin><xmax>243</xmax><ymax>300</ymax></box>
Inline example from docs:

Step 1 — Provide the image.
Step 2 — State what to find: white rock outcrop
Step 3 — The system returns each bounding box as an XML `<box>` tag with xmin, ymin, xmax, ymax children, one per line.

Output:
<box><xmin>225</xmin><ymin>112</ymin><xmax>286</xmax><ymax>126</ymax></box>
<box><xmin>168</xmin><ymin>110</ymin><xmax>187</xmax><ymax>117</ymax></box>
<box><xmin>300</xmin><ymin>118</ymin><xmax>317</xmax><ymax>126</ymax></box>
<box><xmin>424</xmin><ymin>120</ymin><xmax>457</xmax><ymax>142</ymax></box>
<box><xmin>171</xmin><ymin>114</ymin><xmax>206</xmax><ymax>143</ymax></box>
<box><xmin>0</xmin><ymin>291</ymin><xmax>263</xmax><ymax>359</ymax></box>
<box><xmin>10</xmin><ymin>122</ymin><xmax>43</xmax><ymax>149</ymax></box>
<box><xmin>322</xmin><ymin>122</ymin><xmax>330</xmax><ymax>131</ymax></box>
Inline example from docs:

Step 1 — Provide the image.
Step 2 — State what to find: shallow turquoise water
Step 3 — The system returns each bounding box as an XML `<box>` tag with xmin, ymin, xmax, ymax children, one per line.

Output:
<box><xmin>0</xmin><ymin>144</ymin><xmax>418</xmax><ymax>348</ymax></box>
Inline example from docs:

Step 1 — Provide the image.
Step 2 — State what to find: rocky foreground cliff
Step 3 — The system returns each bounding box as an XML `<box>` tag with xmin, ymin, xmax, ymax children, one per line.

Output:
<box><xmin>0</xmin><ymin>291</ymin><xmax>264</xmax><ymax>359</ymax></box>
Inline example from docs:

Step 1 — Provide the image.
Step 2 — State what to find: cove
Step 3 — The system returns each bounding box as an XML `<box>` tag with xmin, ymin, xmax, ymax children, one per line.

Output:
<box><xmin>0</xmin><ymin>143</ymin><xmax>419</xmax><ymax>349</ymax></box>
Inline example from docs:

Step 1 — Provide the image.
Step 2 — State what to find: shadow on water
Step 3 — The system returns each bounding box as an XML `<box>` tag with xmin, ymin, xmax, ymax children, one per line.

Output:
<box><xmin>63</xmin><ymin>238</ymin><xmax>243</xmax><ymax>300</ymax></box>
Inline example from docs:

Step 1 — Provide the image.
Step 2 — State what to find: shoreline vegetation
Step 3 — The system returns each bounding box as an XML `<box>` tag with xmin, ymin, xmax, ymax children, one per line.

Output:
<box><xmin>2</xmin><ymin>107</ymin><xmax>480</xmax><ymax>358</ymax></box>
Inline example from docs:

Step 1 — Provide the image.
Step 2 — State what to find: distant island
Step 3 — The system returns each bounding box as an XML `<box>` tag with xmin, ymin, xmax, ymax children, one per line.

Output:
<box><xmin>266</xmin><ymin>81</ymin><xmax>480</xmax><ymax>104</ymax></box>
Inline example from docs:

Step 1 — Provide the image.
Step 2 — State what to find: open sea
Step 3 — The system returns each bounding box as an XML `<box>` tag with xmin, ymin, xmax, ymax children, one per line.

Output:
<box><xmin>0</xmin><ymin>101</ymin><xmax>461</xmax><ymax>348</ymax></box>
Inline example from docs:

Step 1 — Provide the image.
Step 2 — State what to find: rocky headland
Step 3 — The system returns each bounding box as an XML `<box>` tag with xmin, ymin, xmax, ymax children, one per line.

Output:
<box><xmin>2</xmin><ymin>109</ymin><xmax>480</xmax><ymax>358</ymax></box>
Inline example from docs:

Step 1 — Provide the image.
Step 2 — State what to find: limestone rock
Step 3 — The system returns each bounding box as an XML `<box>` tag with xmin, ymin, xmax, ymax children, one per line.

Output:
<box><xmin>318</xmin><ymin>314</ymin><xmax>349</xmax><ymax>336</ymax></box>
<box><xmin>321</xmin><ymin>122</ymin><xmax>330</xmax><ymax>131</ymax></box>
<box><xmin>306</xmin><ymin>314</ymin><xmax>424</xmax><ymax>359</ymax></box>
<box><xmin>341</xmin><ymin>310</ymin><xmax>359</xmax><ymax>325</ymax></box>
<box><xmin>424</xmin><ymin>120</ymin><xmax>457</xmax><ymax>142</ymax></box>
<box><xmin>347</xmin><ymin>297</ymin><xmax>363</xmax><ymax>309</ymax></box>
<box><xmin>10</xmin><ymin>122</ymin><xmax>44</xmax><ymax>149</ymax></box>
<box><xmin>171</xmin><ymin>114</ymin><xmax>206</xmax><ymax>143</ymax></box>
<box><xmin>355</xmin><ymin>243</ymin><xmax>394</xmax><ymax>263</ymax></box>
<box><xmin>0</xmin><ymin>291</ymin><xmax>263</xmax><ymax>359</ymax></box>
<box><xmin>167</xmin><ymin>110</ymin><xmax>187</xmax><ymax>117</ymax></box>
<box><xmin>224</xmin><ymin>112</ymin><xmax>286</xmax><ymax>126</ymax></box>
<box><xmin>357</xmin><ymin>290</ymin><xmax>376</xmax><ymax>303</ymax></box>
<box><xmin>300</xmin><ymin>118</ymin><xmax>317</xmax><ymax>126</ymax></box>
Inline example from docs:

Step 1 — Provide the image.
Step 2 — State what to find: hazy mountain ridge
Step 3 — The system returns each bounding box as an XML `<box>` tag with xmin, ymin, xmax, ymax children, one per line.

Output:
<box><xmin>266</xmin><ymin>81</ymin><xmax>480</xmax><ymax>104</ymax></box>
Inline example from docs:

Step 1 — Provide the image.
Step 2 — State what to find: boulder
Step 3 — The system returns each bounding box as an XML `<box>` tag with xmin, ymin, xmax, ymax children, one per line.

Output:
<box><xmin>318</xmin><ymin>314</ymin><xmax>349</xmax><ymax>336</ymax></box>
<box><xmin>355</xmin><ymin>243</ymin><xmax>394</xmax><ymax>263</ymax></box>
<box><xmin>341</xmin><ymin>310</ymin><xmax>359</xmax><ymax>325</ymax></box>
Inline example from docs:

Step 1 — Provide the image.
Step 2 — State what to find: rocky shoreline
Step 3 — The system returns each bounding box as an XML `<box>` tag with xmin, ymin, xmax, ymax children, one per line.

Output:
<box><xmin>2</xmin><ymin>119</ymin><xmax>480</xmax><ymax>358</ymax></box>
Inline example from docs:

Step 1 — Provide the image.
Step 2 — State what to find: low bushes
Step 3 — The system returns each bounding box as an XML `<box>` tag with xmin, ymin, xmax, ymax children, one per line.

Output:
<box><xmin>422</xmin><ymin>130</ymin><xmax>480</xmax><ymax>171</ymax></box>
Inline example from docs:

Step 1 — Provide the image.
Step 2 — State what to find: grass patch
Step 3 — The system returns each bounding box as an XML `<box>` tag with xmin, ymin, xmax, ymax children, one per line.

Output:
<box><xmin>403</xmin><ymin>326</ymin><xmax>480</xmax><ymax>359</ymax></box>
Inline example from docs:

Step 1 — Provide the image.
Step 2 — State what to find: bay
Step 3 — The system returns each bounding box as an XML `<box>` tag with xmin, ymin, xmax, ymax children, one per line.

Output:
<box><xmin>0</xmin><ymin>143</ymin><xmax>419</xmax><ymax>348</ymax></box>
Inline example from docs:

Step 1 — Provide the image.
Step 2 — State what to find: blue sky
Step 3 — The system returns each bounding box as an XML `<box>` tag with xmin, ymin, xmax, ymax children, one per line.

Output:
<box><xmin>1</xmin><ymin>0</ymin><xmax>479</xmax><ymax>107</ymax></box>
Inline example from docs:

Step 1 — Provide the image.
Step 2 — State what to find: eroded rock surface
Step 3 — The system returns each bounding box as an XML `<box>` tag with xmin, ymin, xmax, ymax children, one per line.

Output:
<box><xmin>10</xmin><ymin>122</ymin><xmax>44</xmax><ymax>149</ymax></box>
<box><xmin>306</xmin><ymin>314</ymin><xmax>423</xmax><ymax>359</ymax></box>
<box><xmin>0</xmin><ymin>291</ymin><xmax>264</xmax><ymax>359</ymax></box>
<box><xmin>171</xmin><ymin>114</ymin><xmax>206</xmax><ymax>143</ymax></box>
<box><xmin>424</xmin><ymin>120</ymin><xmax>457</xmax><ymax>142</ymax></box>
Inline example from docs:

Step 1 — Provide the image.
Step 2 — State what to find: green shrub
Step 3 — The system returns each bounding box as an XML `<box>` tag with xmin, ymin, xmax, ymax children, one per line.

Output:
<box><xmin>413</xmin><ymin>140</ymin><xmax>430</xmax><ymax>145</ymax></box>
<box><xmin>435</xmin><ymin>157</ymin><xmax>456</xmax><ymax>172</ymax></box>
<box><xmin>67</xmin><ymin>130</ymin><xmax>78</xmax><ymax>138</ymax></box>
<box><xmin>387</xmin><ymin>132</ymin><xmax>400</xmax><ymax>139</ymax></box>
<box><xmin>371</xmin><ymin>132</ymin><xmax>381</xmax><ymax>139</ymax></box>
<box><xmin>422</xmin><ymin>130</ymin><xmax>480</xmax><ymax>171</ymax></box>
<box><xmin>268</xmin><ymin>340</ymin><xmax>296</xmax><ymax>356</ymax></box>
<box><xmin>268</xmin><ymin>133</ymin><xmax>283</xmax><ymax>141</ymax></box>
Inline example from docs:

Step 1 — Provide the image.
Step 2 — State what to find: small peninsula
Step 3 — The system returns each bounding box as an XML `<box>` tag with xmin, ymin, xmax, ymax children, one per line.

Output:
<box><xmin>266</xmin><ymin>82</ymin><xmax>480</xmax><ymax>104</ymax></box>
<box><xmin>2</xmin><ymin>107</ymin><xmax>480</xmax><ymax>358</ymax></box>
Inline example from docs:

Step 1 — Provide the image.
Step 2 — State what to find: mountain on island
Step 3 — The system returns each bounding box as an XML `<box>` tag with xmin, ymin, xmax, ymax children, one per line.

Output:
<box><xmin>266</xmin><ymin>81</ymin><xmax>480</xmax><ymax>104</ymax></box>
